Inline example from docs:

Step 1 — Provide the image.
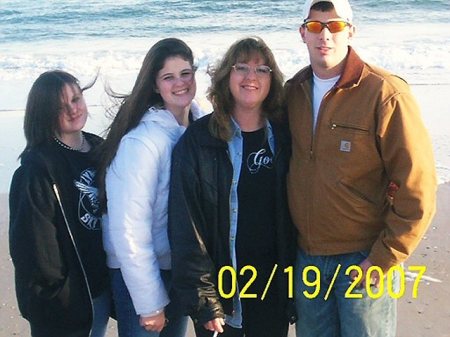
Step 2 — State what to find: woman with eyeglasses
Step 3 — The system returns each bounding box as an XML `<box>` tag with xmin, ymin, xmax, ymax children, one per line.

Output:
<box><xmin>168</xmin><ymin>36</ymin><xmax>297</xmax><ymax>337</ymax></box>
<box><xmin>96</xmin><ymin>38</ymin><xmax>205</xmax><ymax>337</ymax></box>
<box><xmin>9</xmin><ymin>70</ymin><xmax>111</xmax><ymax>337</ymax></box>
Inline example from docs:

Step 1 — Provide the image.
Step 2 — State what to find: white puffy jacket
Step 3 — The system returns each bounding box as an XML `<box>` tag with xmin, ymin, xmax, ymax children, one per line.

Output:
<box><xmin>103</xmin><ymin>103</ymin><xmax>205</xmax><ymax>315</ymax></box>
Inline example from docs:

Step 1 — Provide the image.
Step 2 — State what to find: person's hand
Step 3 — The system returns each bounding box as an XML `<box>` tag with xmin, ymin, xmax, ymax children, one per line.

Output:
<box><xmin>349</xmin><ymin>258</ymin><xmax>382</xmax><ymax>288</ymax></box>
<box><xmin>139</xmin><ymin>311</ymin><xmax>167</xmax><ymax>332</ymax></box>
<box><xmin>203</xmin><ymin>317</ymin><xmax>225</xmax><ymax>334</ymax></box>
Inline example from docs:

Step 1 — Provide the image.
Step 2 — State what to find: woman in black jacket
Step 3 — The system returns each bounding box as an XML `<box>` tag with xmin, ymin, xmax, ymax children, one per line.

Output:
<box><xmin>9</xmin><ymin>70</ymin><xmax>111</xmax><ymax>337</ymax></box>
<box><xmin>169</xmin><ymin>37</ymin><xmax>297</xmax><ymax>337</ymax></box>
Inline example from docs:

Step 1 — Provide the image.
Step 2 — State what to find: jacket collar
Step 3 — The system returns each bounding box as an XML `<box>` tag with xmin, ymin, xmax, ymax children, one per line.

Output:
<box><xmin>335</xmin><ymin>46</ymin><xmax>365</xmax><ymax>89</ymax></box>
<box><xmin>291</xmin><ymin>46</ymin><xmax>364</xmax><ymax>89</ymax></box>
<box><xmin>141</xmin><ymin>100</ymin><xmax>205</xmax><ymax>127</ymax></box>
<box><xmin>197</xmin><ymin>114</ymin><xmax>286</xmax><ymax>152</ymax></box>
<box><xmin>229</xmin><ymin>116</ymin><xmax>272</xmax><ymax>138</ymax></box>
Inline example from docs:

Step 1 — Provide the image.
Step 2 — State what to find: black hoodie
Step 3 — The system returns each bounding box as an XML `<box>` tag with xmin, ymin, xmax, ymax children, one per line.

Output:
<box><xmin>9</xmin><ymin>132</ymin><xmax>108</xmax><ymax>335</ymax></box>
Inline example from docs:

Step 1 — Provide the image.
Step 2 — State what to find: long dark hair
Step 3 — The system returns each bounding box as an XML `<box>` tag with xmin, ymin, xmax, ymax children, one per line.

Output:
<box><xmin>207</xmin><ymin>36</ymin><xmax>284</xmax><ymax>141</ymax></box>
<box><xmin>20</xmin><ymin>70</ymin><xmax>95</xmax><ymax>158</ymax></box>
<box><xmin>96</xmin><ymin>37</ymin><xmax>195</xmax><ymax>210</ymax></box>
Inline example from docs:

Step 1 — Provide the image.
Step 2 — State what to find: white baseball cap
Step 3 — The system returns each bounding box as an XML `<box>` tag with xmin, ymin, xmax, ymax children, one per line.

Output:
<box><xmin>303</xmin><ymin>0</ymin><xmax>353</xmax><ymax>23</ymax></box>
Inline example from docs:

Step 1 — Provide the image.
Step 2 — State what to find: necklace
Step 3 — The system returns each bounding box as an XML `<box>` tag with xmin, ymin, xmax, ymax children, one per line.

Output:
<box><xmin>54</xmin><ymin>133</ymin><xmax>86</xmax><ymax>152</ymax></box>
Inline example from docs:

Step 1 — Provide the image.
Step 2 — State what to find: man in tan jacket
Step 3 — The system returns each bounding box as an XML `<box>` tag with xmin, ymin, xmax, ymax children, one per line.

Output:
<box><xmin>285</xmin><ymin>1</ymin><xmax>437</xmax><ymax>336</ymax></box>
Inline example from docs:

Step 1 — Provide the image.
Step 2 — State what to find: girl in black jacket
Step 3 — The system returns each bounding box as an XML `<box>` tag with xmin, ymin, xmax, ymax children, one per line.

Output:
<box><xmin>9</xmin><ymin>70</ymin><xmax>111</xmax><ymax>337</ymax></box>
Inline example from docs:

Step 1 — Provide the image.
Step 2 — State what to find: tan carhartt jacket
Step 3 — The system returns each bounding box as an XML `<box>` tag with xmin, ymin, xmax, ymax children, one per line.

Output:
<box><xmin>286</xmin><ymin>47</ymin><xmax>437</xmax><ymax>271</ymax></box>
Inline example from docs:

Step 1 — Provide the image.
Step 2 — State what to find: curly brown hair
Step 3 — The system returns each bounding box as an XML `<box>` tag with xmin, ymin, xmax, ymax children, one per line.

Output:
<box><xmin>207</xmin><ymin>36</ymin><xmax>284</xmax><ymax>141</ymax></box>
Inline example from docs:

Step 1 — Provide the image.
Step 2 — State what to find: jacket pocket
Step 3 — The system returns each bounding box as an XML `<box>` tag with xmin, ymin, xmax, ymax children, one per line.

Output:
<box><xmin>330</xmin><ymin>121</ymin><xmax>369</xmax><ymax>135</ymax></box>
<box><xmin>27</xmin><ymin>273</ymin><xmax>91</xmax><ymax>329</ymax></box>
<box><xmin>339</xmin><ymin>180</ymin><xmax>376</xmax><ymax>207</ymax></box>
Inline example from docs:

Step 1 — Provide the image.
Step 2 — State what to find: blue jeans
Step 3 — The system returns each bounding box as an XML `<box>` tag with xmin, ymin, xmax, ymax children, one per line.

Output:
<box><xmin>110</xmin><ymin>268</ymin><xmax>188</xmax><ymax>337</ymax></box>
<box><xmin>91</xmin><ymin>289</ymin><xmax>112</xmax><ymax>337</ymax></box>
<box><xmin>295</xmin><ymin>249</ymin><xmax>399</xmax><ymax>337</ymax></box>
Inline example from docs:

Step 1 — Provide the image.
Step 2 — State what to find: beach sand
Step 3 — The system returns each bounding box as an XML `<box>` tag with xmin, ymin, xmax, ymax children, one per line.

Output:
<box><xmin>1</xmin><ymin>183</ymin><xmax>449</xmax><ymax>336</ymax></box>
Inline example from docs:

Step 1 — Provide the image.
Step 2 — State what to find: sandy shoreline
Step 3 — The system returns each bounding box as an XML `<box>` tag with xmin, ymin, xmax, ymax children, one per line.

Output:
<box><xmin>1</xmin><ymin>183</ymin><xmax>449</xmax><ymax>337</ymax></box>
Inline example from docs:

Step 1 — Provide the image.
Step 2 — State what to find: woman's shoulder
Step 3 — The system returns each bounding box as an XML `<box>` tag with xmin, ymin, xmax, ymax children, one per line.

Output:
<box><xmin>129</xmin><ymin>115</ymin><xmax>172</xmax><ymax>142</ymax></box>
<box><xmin>117</xmin><ymin>116</ymin><xmax>174</xmax><ymax>158</ymax></box>
<box><xmin>13</xmin><ymin>145</ymin><xmax>56</xmax><ymax>186</ymax></box>
<box><xmin>179</xmin><ymin>114</ymin><xmax>225</xmax><ymax>150</ymax></box>
<box><xmin>186</xmin><ymin>113</ymin><xmax>212</xmax><ymax>134</ymax></box>
<box><xmin>20</xmin><ymin>144</ymin><xmax>56</xmax><ymax>168</ymax></box>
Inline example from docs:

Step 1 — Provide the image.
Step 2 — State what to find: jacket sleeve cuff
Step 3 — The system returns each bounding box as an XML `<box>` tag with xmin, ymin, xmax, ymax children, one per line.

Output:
<box><xmin>191</xmin><ymin>297</ymin><xmax>225</xmax><ymax>326</ymax></box>
<box><xmin>368</xmin><ymin>242</ymin><xmax>402</xmax><ymax>272</ymax></box>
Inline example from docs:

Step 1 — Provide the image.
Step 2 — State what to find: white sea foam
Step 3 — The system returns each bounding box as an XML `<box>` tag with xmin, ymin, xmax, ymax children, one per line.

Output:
<box><xmin>1</xmin><ymin>21</ymin><xmax>450</xmax><ymax>109</ymax></box>
<box><xmin>1</xmin><ymin>13</ymin><xmax>449</xmax><ymax>192</ymax></box>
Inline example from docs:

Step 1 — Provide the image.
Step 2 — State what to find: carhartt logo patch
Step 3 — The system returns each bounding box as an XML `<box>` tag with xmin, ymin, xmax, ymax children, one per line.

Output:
<box><xmin>340</xmin><ymin>140</ymin><xmax>351</xmax><ymax>152</ymax></box>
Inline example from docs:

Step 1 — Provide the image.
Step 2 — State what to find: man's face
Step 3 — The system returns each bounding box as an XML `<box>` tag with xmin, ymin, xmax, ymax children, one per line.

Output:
<box><xmin>300</xmin><ymin>8</ymin><xmax>355</xmax><ymax>78</ymax></box>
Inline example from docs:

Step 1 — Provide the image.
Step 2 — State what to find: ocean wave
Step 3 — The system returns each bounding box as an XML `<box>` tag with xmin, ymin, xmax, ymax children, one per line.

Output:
<box><xmin>2</xmin><ymin>0</ymin><xmax>449</xmax><ymax>43</ymax></box>
<box><xmin>0</xmin><ymin>28</ymin><xmax>448</xmax><ymax>85</ymax></box>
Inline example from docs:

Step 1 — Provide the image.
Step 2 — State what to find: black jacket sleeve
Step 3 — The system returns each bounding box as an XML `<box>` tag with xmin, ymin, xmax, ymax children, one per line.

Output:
<box><xmin>168</xmin><ymin>133</ymin><xmax>225</xmax><ymax>325</ymax></box>
<box><xmin>9</xmin><ymin>161</ymin><xmax>67</xmax><ymax>303</ymax></box>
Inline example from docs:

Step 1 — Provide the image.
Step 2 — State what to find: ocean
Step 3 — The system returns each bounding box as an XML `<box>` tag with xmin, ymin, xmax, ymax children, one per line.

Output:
<box><xmin>1</xmin><ymin>0</ymin><xmax>450</xmax><ymax>88</ymax></box>
<box><xmin>0</xmin><ymin>0</ymin><xmax>450</xmax><ymax>191</ymax></box>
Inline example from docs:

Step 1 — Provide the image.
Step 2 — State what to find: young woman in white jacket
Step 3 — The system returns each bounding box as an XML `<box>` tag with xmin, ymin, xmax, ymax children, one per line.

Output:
<box><xmin>96</xmin><ymin>38</ymin><xmax>205</xmax><ymax>337</ymax></box>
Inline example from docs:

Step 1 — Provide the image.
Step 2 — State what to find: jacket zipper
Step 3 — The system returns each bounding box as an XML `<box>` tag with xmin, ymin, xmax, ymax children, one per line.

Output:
<box><xmin>310</xmin><ymin>87</ymin><xmax>333</xmax><ymax>159</ymax></box>
<box><xmin>52</xmin><ymin>184</ymin><xmax>95</xmax><ymax>336</ymax></box>
<box><xmin>330</xmin><ymin>122</ymin><xmax>369</xmax><ymax>133</ymax></box>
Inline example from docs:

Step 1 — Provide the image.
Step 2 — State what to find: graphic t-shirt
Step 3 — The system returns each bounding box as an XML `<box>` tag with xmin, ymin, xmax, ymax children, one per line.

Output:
<box><xmin>55</xmin><ymin>139</ymin><xmax>108</xmax><ymax>297</ymax></box>
<box><xmin>236</xmin><ymin>128</ymin><xmax>277</xmax><ymax>296</ymax></box>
